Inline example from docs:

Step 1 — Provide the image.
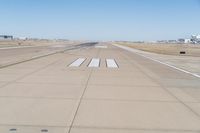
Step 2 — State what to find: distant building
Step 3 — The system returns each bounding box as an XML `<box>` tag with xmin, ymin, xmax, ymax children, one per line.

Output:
<box><xmin>18</xmin><ymin>37</ymin><xmax>28</xmax><ymax>40</ymax></box>
<box><xmin>191</xmin><ymin>35</ymin><xmax>200</xmax><ymax>40</ymax></box>
<box><xmin>168</xmin><ymin>40</ymin><xmax>177</xmax><ymax>43</ymax></box>
<box><xmin>157</xmin><ymin>40</ymin><xmax>168</xmax><ymax>43</ymax></box>
<box><xmin>178</xmin><ymin>38</ymin><xmax>191</xmax><ymax>43</ymax></box>
<box><xmin>0</xmin><ymin>35</ymin><xmax>13</xmax><ymax>40</ymax></box>
<box><xmin>191</xmin><ymin>35</ymin><xmax>200</xmax><ymax>44</ymax></box>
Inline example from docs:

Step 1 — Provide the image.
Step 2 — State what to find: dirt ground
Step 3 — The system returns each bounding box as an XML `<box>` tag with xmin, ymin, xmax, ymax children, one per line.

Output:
<box><xmin>0</xmin><ymin>39</ymin><xmax>72</xmax><ymax>47</ymax></box>
<box><xmin>116</xmin><ymin>42</ymin><xmax>200</xmax><ymax>57</ymax></box>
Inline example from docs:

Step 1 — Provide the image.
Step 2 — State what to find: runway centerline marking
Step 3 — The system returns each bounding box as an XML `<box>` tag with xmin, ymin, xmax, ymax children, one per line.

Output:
<box><xmin>88</xmin><ymin>58</ymin><xmax>100</xmax><ymax>68</ymax></box>
<box><xmin>69</xmin><ymin>58</ymin><xmax>86</xmax><ymax>67</ymax></box>
<box><xmin>113</xmin><ymin>44</ymin><xmax>200</xmax><ymax>78</ymax></box>
<box><xmin>106</xmin><ymin>59</ymin><xmax>118</xmax><ymax>68</ymax></box>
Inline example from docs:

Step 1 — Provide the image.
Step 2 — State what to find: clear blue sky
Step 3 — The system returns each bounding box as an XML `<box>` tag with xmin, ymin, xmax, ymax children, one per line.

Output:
<box><xmin>0</xmin><ymin>0</ymin><xmax>200</xmax><ymax>41</ymax></box>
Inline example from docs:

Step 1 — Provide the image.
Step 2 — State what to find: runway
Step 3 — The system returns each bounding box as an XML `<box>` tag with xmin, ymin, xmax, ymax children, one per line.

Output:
<box><xmin>0</xmin><ymin>43</ymin><xmax>200</xmax><ymax>133</ymax></box>
<box><xmin>0</xmin><ymin>42</ymin><xmax>97</xmax><ymax>68</ymax></box>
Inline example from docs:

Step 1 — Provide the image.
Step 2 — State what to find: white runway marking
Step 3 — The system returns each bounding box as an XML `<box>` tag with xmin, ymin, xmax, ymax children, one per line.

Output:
<box><xmin>88</xmin><ymin>58</ymin><xmax>100</xmax><ymax>67</ymax></box>
<box><xmin>95</xmin><ymin>45</ymin><xmax>108</xmax><ymax>49</ymax></box>
<box><xmin>69</xmin><ymin>58</ymin><xmax>86</xmax><ymax>67</ymax></box>
<box><xmin>106</xmin><ymin>59</ymin><xmax>118</xmax><ymax>68</ymax></box>
<box><xmin>113</xmin><ymin>44</ymin><xmax>200</xmax><ymax>78</ymax></box>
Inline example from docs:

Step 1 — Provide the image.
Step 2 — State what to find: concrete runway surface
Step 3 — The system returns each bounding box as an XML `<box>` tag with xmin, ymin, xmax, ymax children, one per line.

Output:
<box><xmin>0</xmin><ymin>43</ymin><xmax>200</xmax><ymax>133</ymax></box>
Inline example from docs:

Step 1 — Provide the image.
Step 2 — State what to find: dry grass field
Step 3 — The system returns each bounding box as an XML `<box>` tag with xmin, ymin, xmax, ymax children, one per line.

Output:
<box><xmin>117</xmin><ymin>42</ymin><xmax>200</xmax><ymax>57</ymax></box>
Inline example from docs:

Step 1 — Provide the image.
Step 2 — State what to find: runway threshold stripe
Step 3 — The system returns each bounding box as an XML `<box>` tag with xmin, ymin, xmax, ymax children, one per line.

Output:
<box><xmin>88</xmin><ymin>58</ymin><xmax>100</xmax><ymax>67</ymax></box>
<box><xmin>69</xmin><ymin>58</ymin><xmax>86</xmax><ymax>67</ymax></box>
<box><xmin>106</xmin><ymin>59</ymin><xmax>118</xmax><ymax>68</ymax></box>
